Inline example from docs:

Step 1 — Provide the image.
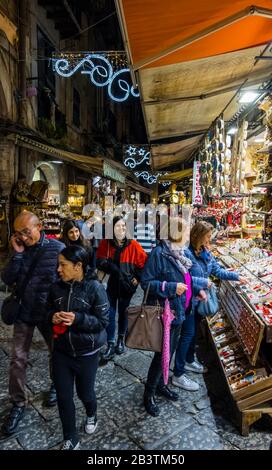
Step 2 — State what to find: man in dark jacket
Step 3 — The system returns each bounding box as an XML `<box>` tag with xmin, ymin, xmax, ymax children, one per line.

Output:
<box><xmin>1</xmin><ymin>211</ymin><xmax>65</xmax><ymax>435</ymax></box>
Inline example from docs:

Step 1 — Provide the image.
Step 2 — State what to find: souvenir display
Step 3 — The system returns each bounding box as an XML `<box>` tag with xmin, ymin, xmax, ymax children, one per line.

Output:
<box><xmin>208</xmin><ymin>310</ymin><xmax>269</xmax><ymax>394</ymax></box>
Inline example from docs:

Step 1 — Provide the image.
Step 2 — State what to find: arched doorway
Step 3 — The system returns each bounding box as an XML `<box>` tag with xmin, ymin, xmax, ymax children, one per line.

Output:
<box><xmin>32</xmin><ymin>161</ymin><xmax>60</xmax><ymax>204</ymax></box>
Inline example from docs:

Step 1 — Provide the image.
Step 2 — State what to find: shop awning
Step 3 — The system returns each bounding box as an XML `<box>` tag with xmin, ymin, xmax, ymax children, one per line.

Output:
<box><xmin>159</xmin><ymin>168</ymin><xmax>193</xmax><ymax>182</ymax></box>
<box><xmin>126</xmin><ymin>179</ymin><xmax>153</xmax><ymax>195</ymax></box>
<box><xmin>118</xmin><ymin>1</ymin><xmax>272</xmax><ymax>69</ymax></box>
<box><xmin>0</xmin><ymin>10</ymin><xmax>17</xmax><ymax>45</ymax></box>
<box><xmin>116</xmin><ymin>1</ymin><xmax>272</xmax><ymax>158</ymax></box>
<box><xmin>151</xmin><ymin>136</ymin><xmax>202</xmax><ymax>170</ymax></box>
<box><xmin>12</xmin><ymin>134</ymin><xmax>104</xmax><ymax>173</ymax></box>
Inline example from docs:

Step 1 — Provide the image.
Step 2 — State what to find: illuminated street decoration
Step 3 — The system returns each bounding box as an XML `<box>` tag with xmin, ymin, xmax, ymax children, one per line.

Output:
<box><xmin>134</xmin><ymin>170</ymin><xmax>171</xmax><ymax>186</ymax></box>
<box><xmin>123</xmin><ymin>145</ymin><xmax>171</xmax><ymax>185</ymax></box>
<box><xmin>53</xmin><ymin>53</ymin><xmax>139</xmax><ymax>102</ymax></box>
<box><xmin>124</xmin><ymin>145</ymin><xmax>150</xmax><ymax>169</ymax></box>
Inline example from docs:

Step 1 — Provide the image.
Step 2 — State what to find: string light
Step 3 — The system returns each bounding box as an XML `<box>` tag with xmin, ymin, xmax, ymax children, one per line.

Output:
<box><xmin>123</xmin><ymin>145</ymin><xmax>150</xmax><ymax>168</ymax></box>
<box><xmin>52</xmin><ymin>52</ymin><xmax>139</xmax><ymax>102</ymax></box>
<box><xmin>123</xmin><ymin>145</ymin><xmax>171</xmax><ymax>185</ymax></box>
<box><xmin>134</xmin><ymin>170</ymin><xmax>171</xmax><ymax>185</ymax></box>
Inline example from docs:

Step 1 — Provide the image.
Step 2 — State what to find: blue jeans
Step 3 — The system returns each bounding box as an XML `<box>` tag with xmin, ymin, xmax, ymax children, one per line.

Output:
<box><xmin>174</xmin><ymin>308</ymin><xmax>196</xmax><ymax>377</ymax></box>
<box><xmin>106</xmin><ymin>291</ymin><xmax>132</xmax><ymax>343</ymax></box>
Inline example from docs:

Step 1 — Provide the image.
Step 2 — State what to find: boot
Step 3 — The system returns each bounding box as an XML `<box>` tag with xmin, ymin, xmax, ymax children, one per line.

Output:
<box><xmin>143</xmin><ymin>393</ymin><xmax>160</xmax><ymax>417</ymax></box>
<box><xmin>101</xmin><ymin>342</ymin><xmax>115</xmax><ymax>362</ymax></box>
<box><xmin>156</xmin><ymin>384</ymin><xmax>179</xmax><ymax>401</ymax></box>
<box><xmin>115</xmin><ymin>335</ymin><xmax>125</xmax><ymax>355</ymax></box>
<box><xmin>1</xmin><ymin>405</ymin><xmax>25</xmax><ymax>435</ymax></box>
<box><xmin>44</xmin><ymin>383</ymin><xmax>57</xmax><ymax>407</ymax></box>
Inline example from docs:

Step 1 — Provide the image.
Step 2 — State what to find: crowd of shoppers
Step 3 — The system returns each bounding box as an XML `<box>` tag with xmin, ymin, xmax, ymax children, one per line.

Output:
<box><xmin>1</xmin><ymin>208</ymin><xmax>242</xmax><ymax>449</ymax></box>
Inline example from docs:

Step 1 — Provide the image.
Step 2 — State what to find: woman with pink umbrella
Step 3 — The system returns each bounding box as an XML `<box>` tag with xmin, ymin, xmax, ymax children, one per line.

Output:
<box><xmin>141</xmin><ymin>216</ymin><xmax>207</xmax><ymax>417</ymax></box>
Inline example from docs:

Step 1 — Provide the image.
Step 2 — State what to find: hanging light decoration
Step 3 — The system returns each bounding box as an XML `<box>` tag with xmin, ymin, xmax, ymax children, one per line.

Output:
<box><xmin>123</xmin><ymin>145</ymin><xmax>151</xmax><ymax>168</ymax></box>
<box><xmin>52</xmin><ymin>52</ymin><xmax>139</xmax><ymax>103</ymax></box>
<box><xmin>123</xmin><ymin>145</ymin><xmax>171</xmax><ymax>185</ymax></box>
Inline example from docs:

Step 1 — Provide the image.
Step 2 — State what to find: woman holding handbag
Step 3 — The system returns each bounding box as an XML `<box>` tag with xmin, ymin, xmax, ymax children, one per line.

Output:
<box><xmin>172</xmin><ymin>221</ymin><xmax>246</xmax><ymax>392</ymax></box>
<box><xmin>96</xmin><ymin>216</ymin><xmax>147</xmax><ymax>360</ymax></box>
<box><xmin>141</xmin><ymin>216</ymin><xmax>207</xmax><ymax>417</ymax></box>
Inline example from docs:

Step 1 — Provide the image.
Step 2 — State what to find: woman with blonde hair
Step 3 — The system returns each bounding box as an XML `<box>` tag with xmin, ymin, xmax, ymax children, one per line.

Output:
<box><xmin>141</xmin><ymin>216</ymin><xmax>207</xmax><ymax>416</ymax></box>
<box><xmin>172</xmin><ymin>221</ymin><xmax>246</xmax><ymax>392</ymax></box>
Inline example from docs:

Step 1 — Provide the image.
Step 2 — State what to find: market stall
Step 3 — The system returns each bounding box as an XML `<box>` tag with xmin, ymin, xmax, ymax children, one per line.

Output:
<box><xmin>207</xmin><ymin>238</ymin><xmax>272</xmax><ymax>435</ymax></box>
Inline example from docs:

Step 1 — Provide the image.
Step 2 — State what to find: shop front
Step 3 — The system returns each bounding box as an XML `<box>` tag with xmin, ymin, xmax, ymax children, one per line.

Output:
<box><xmin>7</xmin><ymin>134</ymin><xmax>103</xmax><ymax>237</ymax></box>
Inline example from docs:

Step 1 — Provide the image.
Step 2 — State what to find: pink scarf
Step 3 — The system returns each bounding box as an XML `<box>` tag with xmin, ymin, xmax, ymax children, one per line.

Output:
<box><xmin>183</xmin><ymin>272</ymin><xmax>192</xmax><ymax>309</ymax></box>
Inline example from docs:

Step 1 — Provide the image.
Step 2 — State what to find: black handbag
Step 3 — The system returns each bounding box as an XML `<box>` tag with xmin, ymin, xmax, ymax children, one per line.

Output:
<box><xmin>1</xmin><ymin>292</ymin><xmax>21</xmax><ymax>325</ymax></box>
<box><xmin>1</xmin><ymin>246</ymin><xmax>46</xmax><ymax>325</ymax></box>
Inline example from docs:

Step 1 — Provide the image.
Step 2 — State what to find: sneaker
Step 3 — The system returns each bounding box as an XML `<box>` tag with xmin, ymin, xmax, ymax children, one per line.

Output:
<box><xmin>172</xmin><ymin>374</ymin><xmax>199</xmax><ymax>391</ymax></box>
<box><xmin>85</xmin><ymin>415</ymin><xmax>97</xmax><ymax>434</ymax></box>
<box><xmin>1</xmin><ymin>405</ymin><xmax>25</xmax><ymax>435</ymax></box>
<box><xmin>60</xmin><ymin>439</ymin><xmax>80</xmax><ymax>450</ymax></box>
<box><xmin>184</xmin><ymin>360</ymin><xmax>207</xmax><ymax>374</ymax></box>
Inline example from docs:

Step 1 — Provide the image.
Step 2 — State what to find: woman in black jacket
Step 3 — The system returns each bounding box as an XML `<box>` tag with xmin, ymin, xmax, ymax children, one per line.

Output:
<box><xmin>48</xmin><ymin>245</ymin><xmax>109</xmax><ymax>450</ymax></box>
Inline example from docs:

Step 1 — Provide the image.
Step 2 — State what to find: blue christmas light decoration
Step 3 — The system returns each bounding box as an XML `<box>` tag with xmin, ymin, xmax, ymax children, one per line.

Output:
<box><xmin>124</xmin><ymin>145</ymin><xmax>150</xmax><ymax>169</ymax></box>
<box><xmin>134</xmin><ymin>170</ymin><xmax>171</xmax><ymax>186</ymax></box>
<box><xmin>123</xmin><ymin>145</ymin><xmax>171</xmax><ymax>185</ymax></box>
<box><xmin>53</xmin><ymin>53</ymin><xmax>139</xmax><ymax>102</ymax></box>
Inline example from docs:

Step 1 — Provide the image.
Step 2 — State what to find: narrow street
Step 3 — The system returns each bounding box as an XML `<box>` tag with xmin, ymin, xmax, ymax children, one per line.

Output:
<box><xmin>0</xmin><ymin>289</ymin><xmax>271</xmax><ymax>451</ymax></box>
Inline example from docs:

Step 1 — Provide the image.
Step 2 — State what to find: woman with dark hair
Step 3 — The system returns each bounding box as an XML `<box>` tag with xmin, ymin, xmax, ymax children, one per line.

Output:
<box><xmin>96</xmin><ymin>216</ymin><xmax>147</xmax><ymax>361</ymax></box>
<box><xmin>48</xmin><ymin>245</ymin><xmax>109</xmax><ymax>450</ymax></box>
<box><xmin>60</xmin><ymin>219</ymin><xmax>94</xmax><ymax>268</ymax></box>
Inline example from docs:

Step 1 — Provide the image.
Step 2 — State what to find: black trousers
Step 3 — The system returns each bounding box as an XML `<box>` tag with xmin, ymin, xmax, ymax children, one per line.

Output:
<box><xmin>145</xmin><ymin>324</ymin><xmax>182</xmax><ymax>396</ymax></box>
<box><xmin>52</xmin><ymin>350</ymin><xmax>99</xmax><ymax>442</ymax></box>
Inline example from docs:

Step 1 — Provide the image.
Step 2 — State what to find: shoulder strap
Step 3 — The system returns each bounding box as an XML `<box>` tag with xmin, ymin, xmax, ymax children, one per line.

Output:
<box><xmin>17</xmin><ymin>245</ymin><xmax>47</xmax><ymax>300</ymax></box>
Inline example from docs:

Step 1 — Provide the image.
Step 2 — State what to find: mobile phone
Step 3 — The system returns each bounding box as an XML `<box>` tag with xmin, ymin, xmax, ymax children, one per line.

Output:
<box><xmin>13</xmin><ymin>236</ymin><xmax>26</xmax><ymax>247</ymax></box>
<box><xmin>16</xmin><ymin>238</ymin><xmax>25</xmax><ymax>246</ymax></box>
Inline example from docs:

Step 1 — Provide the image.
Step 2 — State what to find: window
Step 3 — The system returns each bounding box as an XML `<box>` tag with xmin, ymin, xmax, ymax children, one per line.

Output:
<box><xmin>73</xmin><ymin>88</ymin><xmax>80</xmax><ymax>128</ymax></box>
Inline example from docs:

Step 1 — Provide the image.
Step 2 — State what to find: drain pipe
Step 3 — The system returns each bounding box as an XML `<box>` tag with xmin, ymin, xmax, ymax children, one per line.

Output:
<box><xmin>18</xmin><ymin>0</ymin><xmax>27</xmax><ymax>125</ymax></box>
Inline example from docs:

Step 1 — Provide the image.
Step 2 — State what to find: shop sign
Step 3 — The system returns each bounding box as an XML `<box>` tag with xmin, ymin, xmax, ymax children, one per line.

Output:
<box><xmin>103</xmin><ymin>162</ymin><xmax>125</xmax><ymax>184</ymax></box>
<box><xmin>192</xmin><ymin>161</ymin><xmax>203</xmax><ymax>206</ymax></box>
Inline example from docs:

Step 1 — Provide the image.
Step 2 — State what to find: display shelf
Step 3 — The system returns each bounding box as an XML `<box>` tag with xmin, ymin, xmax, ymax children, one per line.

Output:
<box><xmin>207</xmin><ymin>305</ymin><xmax>272</xmax><ymax>435</ymax></box>
<box><xmin>242</xmin><ymin>227</ymin><xmax>263</xmax><ymax>235</ymax></box>
<box><xmin>12</xmin><ymin>201</ymin><xmax>61</xmax><ymax>235</ymax></box>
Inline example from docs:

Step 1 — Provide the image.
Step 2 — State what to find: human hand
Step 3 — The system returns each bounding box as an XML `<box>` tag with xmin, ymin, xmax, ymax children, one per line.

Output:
<box><xmin>207</xmin><ymin>279</ymin><xmax>212</xmax><ymax>288</ymax></box>
<box><xmin>197</xmin><ymin>290</ymin><xmax>208</xmax><ymax>302</ymax></box>
<box><xmin>10</xmin><ymin>234</ymin><xmax>25</xmax><ymax>253</ymax></box>
<box><xmin>52</xmin><ymin>312</ymin><xmax>64</xmax><ymax>324</ymax></box>
<box><xmin>57</xmin><ymin>311</ymin><xmax>76</xmax><ymax>326</ymax></box>
<box><xmin>176</xmin><ymin>283</ymin><xmax>188</xmax><ymax>296</ymax></box>
<box><xmin>131</xmin><ymin>278</ymin><xmax>139</xmax><ymax>286</ymax></box>
<box><xmin>239</xmin><ymin>276</ymin><xmax>247</xmax><ymax>285</ymax></box>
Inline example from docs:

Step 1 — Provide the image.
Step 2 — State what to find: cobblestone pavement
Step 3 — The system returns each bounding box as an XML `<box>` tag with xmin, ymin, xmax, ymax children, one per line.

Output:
<box><xmin>0</xmin><ymin>289</ymin><xmax>271</xmax><ymax>450</ymax></box>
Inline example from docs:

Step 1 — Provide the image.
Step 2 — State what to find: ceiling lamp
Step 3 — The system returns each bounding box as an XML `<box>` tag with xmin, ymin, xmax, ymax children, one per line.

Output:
<box><xmin>239</xmin><ymin>91</ymin><xmax>259</xmax><ymax>103</ymax></box>
<box><xmin>227</xmin><ymin>127</ymin><xmax>238</xmax><ymax>135</ymax></box>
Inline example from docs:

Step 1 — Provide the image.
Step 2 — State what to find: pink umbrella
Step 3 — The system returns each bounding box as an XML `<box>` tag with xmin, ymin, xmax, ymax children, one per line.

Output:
<box><xmin>161</xmin><ymin>297</ymin><xmax>175</xmax><ymax>385</ymax></box>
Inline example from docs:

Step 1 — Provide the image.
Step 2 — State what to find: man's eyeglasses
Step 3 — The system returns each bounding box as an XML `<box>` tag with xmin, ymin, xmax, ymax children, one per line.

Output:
<box><xmin>14</xmin><ymin>226</ymin><xmax>37</xmax><ymax>238</ymax></box>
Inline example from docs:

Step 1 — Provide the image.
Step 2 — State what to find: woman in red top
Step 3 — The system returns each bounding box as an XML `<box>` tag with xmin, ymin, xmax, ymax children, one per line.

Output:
<box><xmin>96</xmin><ymin>216</ymin><xmax>147</xmax><ymax>361</ymax></box>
